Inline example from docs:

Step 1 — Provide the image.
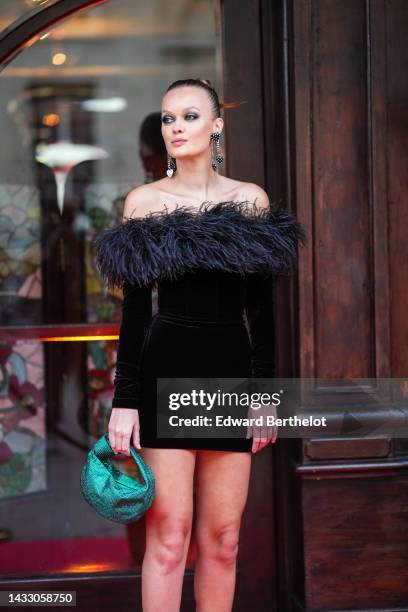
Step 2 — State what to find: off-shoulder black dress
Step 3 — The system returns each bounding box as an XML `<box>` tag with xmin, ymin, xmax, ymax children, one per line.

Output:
<box><xmin>93</xmin><ymin>200</ymin><xmax>306</xmax><ymax>452</ymax></box>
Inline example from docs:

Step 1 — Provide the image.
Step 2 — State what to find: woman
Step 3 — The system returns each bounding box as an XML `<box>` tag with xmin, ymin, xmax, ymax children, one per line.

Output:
<box><xmin>94</xmin><ymin>78</ymin><xmax>305</xmax><ymax>611</ymax></box>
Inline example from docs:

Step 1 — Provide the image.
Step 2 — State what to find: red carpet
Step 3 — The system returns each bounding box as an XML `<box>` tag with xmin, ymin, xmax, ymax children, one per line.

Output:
<box><xmin>0</xmin><ymin>538</ymin><xmax>135</xmax><ymax>575</ymax></box>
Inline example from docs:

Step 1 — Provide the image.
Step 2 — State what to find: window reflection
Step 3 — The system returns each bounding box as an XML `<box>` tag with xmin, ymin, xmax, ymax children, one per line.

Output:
<box><xmin>0</xmin><ymin>0</ymin><xmax>217</xmax><ymax>578</ymax></box>
<box><xmin>0</xmin><ymin>0</ymin><xmax>57</xmax><ymax>33</ymax></box>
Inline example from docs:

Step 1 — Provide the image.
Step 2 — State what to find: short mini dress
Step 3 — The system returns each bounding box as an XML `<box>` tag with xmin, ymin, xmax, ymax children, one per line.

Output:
<box><xmin>93</xmin><ymin>200</ymin><xmax>306</xmax><ymax>452</ymax></box>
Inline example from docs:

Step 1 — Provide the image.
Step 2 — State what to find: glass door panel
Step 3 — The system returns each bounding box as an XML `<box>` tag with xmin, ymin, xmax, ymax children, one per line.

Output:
<box><xmin>0</xmin><ymin>0</ymin><xmax>218</xmax><ymax>578</ymax></box>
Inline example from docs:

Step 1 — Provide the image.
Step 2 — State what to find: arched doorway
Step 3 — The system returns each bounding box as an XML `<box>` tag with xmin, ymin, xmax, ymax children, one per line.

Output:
<box><xmin>0</xmin><ymin>2</ymin><xmax>281</xmax><ymax>609</ymax></box>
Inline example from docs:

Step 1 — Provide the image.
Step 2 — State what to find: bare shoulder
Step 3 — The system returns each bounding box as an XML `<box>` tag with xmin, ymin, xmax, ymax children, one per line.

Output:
<box><xmin>237</xmin><ymin>182</ymin><xmax>270</xmax><ymax>210</ymax></box>
<box><xmin>123</xmin><ymin>183</ymin><xmax>161</xmax><ymax>219</ymax></box>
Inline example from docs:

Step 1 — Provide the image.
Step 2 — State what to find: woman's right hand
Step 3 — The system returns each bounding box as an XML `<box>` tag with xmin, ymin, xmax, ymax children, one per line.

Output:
<box><xmin>108</xmin><ymin>408</ymin><xmax>141</xmax><ymax>456</ymax></box>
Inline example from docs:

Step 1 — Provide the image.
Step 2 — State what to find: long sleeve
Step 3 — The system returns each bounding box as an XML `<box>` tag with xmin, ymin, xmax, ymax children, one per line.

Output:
<box><xmin>111</xmin><ymin>279</ymin><xmax>153</xmax><ymax>411</ymax></box>
<box><xmin>244</xmin><ymin>273</ymin><xmax>275</xmax><ymax>378</ymax></box>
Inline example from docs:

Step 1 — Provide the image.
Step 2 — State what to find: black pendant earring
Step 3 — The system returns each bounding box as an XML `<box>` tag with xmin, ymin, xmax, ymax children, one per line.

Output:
<box><xmin>166</xmin><ymin>153</ymin><xmax>176</xmax><ymax>178</ymax></box>
<box><xmin>210</xmin><ymin>132</ymin><xmax>224</xmax><ymax>170</ymax></box>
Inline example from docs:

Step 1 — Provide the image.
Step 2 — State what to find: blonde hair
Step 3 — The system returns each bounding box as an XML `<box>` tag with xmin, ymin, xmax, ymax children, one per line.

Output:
<box><xmin>165</xmin><ymin>78</ymin><xmax>245</xmax><ymax>118</ymax></box>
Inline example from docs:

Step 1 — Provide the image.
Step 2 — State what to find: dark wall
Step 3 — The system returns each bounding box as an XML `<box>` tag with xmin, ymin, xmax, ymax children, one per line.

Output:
<box><xmin>286</xmin><ymin>1</ymin><xmax>408</xmax><ymax>610</ymax></box>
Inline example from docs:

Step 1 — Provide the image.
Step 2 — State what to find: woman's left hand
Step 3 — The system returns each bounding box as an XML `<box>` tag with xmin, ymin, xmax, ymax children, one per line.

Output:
<box><xmin>246</xmin><ymin>402</ymin><xmax>278</xmax><ymax>453</ymax></box>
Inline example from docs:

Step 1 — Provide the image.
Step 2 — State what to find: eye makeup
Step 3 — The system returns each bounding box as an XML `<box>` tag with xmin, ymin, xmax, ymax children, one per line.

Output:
<box><xmin>161</xmin><ymin>109</ymin><xmax>200</xmax><ymax>124</ymax></box>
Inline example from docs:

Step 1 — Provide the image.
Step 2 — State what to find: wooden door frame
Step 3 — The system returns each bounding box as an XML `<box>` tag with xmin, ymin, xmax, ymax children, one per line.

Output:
<box><xmin>219</xmin><ymin>1</ymin><xmax>302</xmax><ymax>610</ymax></box>
<box><xmin>0</xmin><ymin>0</ymin><xmax>109</xmax><ymax>71</ymax></box>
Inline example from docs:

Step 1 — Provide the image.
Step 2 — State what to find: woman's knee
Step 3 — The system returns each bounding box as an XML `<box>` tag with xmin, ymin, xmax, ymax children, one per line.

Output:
<box><xmin>197</xmin><ymin>523</ymin><xmax>240</xmax><ymax>565</ymax></box>
<box><xmin>215</xmin><ymin>527</ymin><xmax>240</xmax><ymax>565</ymax></box>
<box><xmin>147</xmin><ymin>516</ymin><xmax>192</xmax><ymax>573</ymax></box>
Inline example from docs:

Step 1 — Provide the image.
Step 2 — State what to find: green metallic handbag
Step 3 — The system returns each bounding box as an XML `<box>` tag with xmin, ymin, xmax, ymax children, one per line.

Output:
<box><xmin>80</xmin><ymin>433</ymin><xmax>155</xmax><ymax>524</ymax></box>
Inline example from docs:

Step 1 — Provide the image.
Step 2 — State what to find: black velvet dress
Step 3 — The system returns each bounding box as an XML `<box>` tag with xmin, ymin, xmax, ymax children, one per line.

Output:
<box><xmin>93</xmin><ymin>200</ymin><xmax>306</xmax><ymax>452</ymax></box>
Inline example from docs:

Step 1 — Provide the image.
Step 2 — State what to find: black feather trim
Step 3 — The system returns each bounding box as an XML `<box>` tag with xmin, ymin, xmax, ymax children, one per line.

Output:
<box><xmin>92</xmin><ymin>200</ymin><xmax>307</xmax><ymax>289</ymax></box>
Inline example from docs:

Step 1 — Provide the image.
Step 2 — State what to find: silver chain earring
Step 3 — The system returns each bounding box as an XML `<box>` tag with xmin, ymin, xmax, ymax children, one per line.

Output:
<box><xmin>166</xmin><ymin>153</ymin><xmax>176</xmax><ymax>178</ymax></box>
<box><xmin>210</xmin><ymin>131</ymin><xmax>224</xmax><ymax>170</ymax></box>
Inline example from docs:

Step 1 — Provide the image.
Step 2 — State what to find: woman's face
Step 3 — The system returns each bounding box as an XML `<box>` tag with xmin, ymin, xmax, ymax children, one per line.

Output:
<box><xmin>161</xmin><ymin>86</ymin><xmax>222</xmax><ymax>160</ymax></box>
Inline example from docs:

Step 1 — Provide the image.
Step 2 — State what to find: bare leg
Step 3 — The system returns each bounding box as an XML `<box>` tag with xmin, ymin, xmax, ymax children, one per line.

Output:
<box><xmin>139</xmin><ymin>447</ymin><xmax>196</xmax><ymax>612</ymax></box>
<box><xmin>193</xmin><ymin>450</ymin><xmax>252</xmax><ymax>612</ymax></box>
